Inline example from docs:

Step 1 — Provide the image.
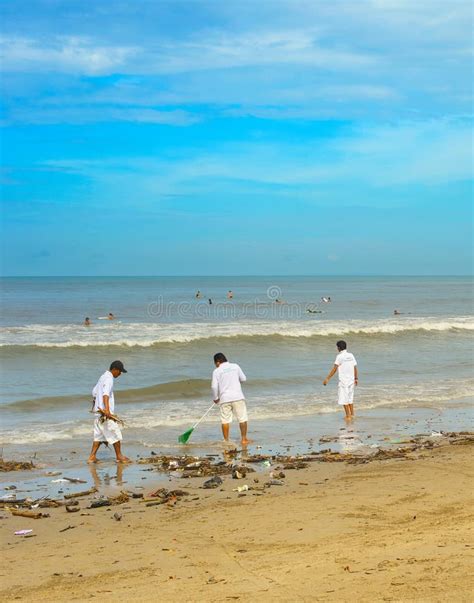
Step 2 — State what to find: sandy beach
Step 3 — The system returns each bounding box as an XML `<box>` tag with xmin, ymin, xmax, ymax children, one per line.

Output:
<box><xmin>1</xmin><ymin>434</ymin><xmax>473</xmax><ymax>602</ymax></box>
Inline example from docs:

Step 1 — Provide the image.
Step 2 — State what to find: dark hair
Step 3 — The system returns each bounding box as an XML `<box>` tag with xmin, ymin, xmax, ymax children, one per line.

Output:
<box><xmin>213</xmin><ymin>352</ymin><xmax>227</xmax><ymax>363</ymax></box>
<box><xmin>336</xmin><ymin>340</ymin><xmax>347</xmax><ymax>351</ymax></box>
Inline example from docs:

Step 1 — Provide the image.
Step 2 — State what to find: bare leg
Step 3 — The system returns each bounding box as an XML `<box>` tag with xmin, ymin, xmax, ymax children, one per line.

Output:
<box><xmin>113</xmin><ymin>441</ymin><xmax>130</xmax><ymax>463</ymax></box>
<box><xmin>239</xmin><ymin>421</ymin><xmax>249</xmax><ymax>445</ymax></box>
<box><xmin>88</xmin><ymin>441</ymin><xmax>101</xmax><ymax>463</ymax></box>
<box><xmin>343</xmin><ymin>405</ymin><xmax>352</xmax><ymax>421</ymax></box>
<box><xmin>221</xmin><ymin>422</ymin><xmax>230</xmax><ymax>441</ymax></box>
<box><xmin>349</xmin><ymin>404</ymin><xmax>354</xmax><ymax>417</ymax></box>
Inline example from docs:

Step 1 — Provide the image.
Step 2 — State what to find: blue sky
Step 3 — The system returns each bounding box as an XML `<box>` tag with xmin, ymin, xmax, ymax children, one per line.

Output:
<box><xmin>0</xmin><ymin>0</ymin><xmax>472</xmax><ymax>276</ymax></box>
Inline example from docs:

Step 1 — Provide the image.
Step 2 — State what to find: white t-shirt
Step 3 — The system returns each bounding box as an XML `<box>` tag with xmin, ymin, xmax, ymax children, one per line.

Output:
<box><xmin>92</xmin><ymin>371</ymin><xmax>115</xmax><ymax>413</ymax></box>
<box><xmin>211</xmin><ymin>362</ymin><xmax>247</xmax><ymax>404</ymax></box>
<box><xmin>335</xmin><ymin>350</ymin><xmax>357</xmax><ymax>386</ymax></box>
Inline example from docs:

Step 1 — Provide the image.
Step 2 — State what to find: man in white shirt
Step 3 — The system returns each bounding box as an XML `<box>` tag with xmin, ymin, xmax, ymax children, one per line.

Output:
<box><xmin>323</xmin><ymin>340</ymin><xmax>358</xmax><ymax>420</ymax></box>
<box><xmin>87</xmin><ymin>360</ymin><xmax>130</xmax><ymax>463</ymax></box>
<box><xmin>211</xmin><ymin>353</ymin><xmax>249</xmax><ymax>445</ymax></box>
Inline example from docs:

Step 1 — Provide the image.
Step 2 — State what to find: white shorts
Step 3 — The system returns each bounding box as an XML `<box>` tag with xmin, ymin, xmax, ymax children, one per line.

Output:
<box><xmin>338</xmin><ymin>383</ymin><xmax>355</xmax><ymax>406</ymax></box>
<box><xmin>219</xmin><ymin>400</ymin><xmax>248</xmax><ymax>424</ymax></box>
<box><xmin>93</xmin><ymin>416</ymin><xmax>122</xmax><ymax>445</ymax></box>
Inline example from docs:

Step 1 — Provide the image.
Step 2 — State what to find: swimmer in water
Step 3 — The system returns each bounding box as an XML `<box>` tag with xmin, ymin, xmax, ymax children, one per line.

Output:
<box><xmin>227</xmin><ymin>290</ymin><xmax>234</xmax><ymax>299</ymax></box>
<box><xmin>195</xmin><ymin>290</ymin><xmax>202</xmax><ymax>299</ymax></box>
<box><xmin>108</xmin><ymin>313</ymin><xmax>115</xmax><ymax>320</ymax></box>
<box><xmin>84</xmin><ymin>317</ymin><xmax>91</xmax><ymax>326</ymax></box>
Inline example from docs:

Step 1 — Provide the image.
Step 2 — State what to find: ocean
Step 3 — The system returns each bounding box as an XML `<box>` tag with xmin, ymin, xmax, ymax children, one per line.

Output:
<box><xmin>1</xmin><ymin>276</ymin><xmax>473</xmax><ymax>461</ymax></box>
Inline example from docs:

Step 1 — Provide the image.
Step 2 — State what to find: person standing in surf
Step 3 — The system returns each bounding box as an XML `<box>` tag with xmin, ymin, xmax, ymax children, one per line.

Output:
<box><xmin>323</xmin><ymin>340</ymin><xmax>358</xmax><ymax>420</ymax></box>
<box><xmin>88</xmin><ymin>360</ymin><xmax>130</xmax><ymax>463</ymax></box>
<box><xmin>211</xmin><ymin>353</ymin><xmax>250</xmax><ymax>445</ymax></box>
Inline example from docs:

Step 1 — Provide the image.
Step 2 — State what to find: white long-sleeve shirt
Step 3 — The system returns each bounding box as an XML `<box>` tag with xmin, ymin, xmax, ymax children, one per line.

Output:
<box><xmin>211</xmin><ymin>362</ymin><xmax>247</xmax><ymax>404</ymax></box>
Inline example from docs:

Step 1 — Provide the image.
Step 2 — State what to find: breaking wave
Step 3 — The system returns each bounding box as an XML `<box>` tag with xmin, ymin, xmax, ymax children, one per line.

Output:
<box><xmin>0</xmin><ymin>316</ymin><xmax>472</xmax><ymax>348</ymax></box>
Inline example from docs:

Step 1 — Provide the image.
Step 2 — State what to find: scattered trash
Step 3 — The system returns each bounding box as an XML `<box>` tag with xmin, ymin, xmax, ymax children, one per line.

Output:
<box><xmin>5</xmin><ymin>485</ymin><xmax>17</xmax><ymax>491</ymax></box>
<box><xmin>0</xmin><ymin>459</ymin><xmax>36</xmax><ymax>472</ymax></box>
<box><xmin>113</xmin><ymin>512</ymin><xmax>122</xmax><ymax>521</ymax></box>
<box><xmin>15</xmin><ymin>529</ymin><xmax>33</xmax><ymax>536</ymax></box>
<box><xmin>54</xmin><ymin>477</ymin><xmax>87</xmax><ymax>484</ymax></box>
<box><xmin>64</xmin><ymin>487</ymin><xmax>97</xmax><ymax>499</ymax></box>
<box><xmin>88</xmin><ymin>499</ymin><xmax>111</xmax><ymax>509</ymax></box>
<box><xmin>8</xmin><ymin>509</ymin><xmax>49</xmax><ymax>519</ymax></box>
<box><xmin>66</xmin><ymin>505</ymin><xmax>80</xmax><ymax>513</ymax></box>
<box><xmin>233</xmin><ymin>485</ymin><xmax>249</xmax><ymax>493</ymax></box>
<box><xmin>266</xmin><ymin>479</ymin><xmax>284</xmax><ymax>487</ymax></box>
<box><xmin>203</xmin><ymin>476</ymin><xmax>223</xmax><ymax>489</ymax></box>
<box><xmin>59</xmin><ymin>525</ymin><xmax>76</xmax><ymax>533</ymax></box>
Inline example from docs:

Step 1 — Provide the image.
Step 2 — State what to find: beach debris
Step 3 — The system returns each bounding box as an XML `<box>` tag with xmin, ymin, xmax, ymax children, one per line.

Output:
<box><xmin>0</xmin><ymin>459</ymin><xmax>36</xmax><ymax>472</ymax></box>
<box><xmin>59</xmin><ymin>525</ymin><xmax>76</xmax><ymax>533</ymax></box>
<box><xmin>108</xmin><ymin>491</ymin><xmax>130</xmax><ymax>505</ymax></box>
<box><xmin>44</xmin><ymin>471</ymin><xmax>62</xmax><ymax>477</ymax></box>
<box><xmin>266</xmin><ymin>479</ymin><xmax>284</xmax><ymax>487</ymax></box>
<box><xmin>64</xmin><ymin>487</ymin><xmax>97</xmax><ymax>499</ymax></box>
<box><xmin>232</xmin><ymin>468</ymin><xmax>245</xmax><ymax>479</ymax></box>
<box><xmin>53</xmin><ymin>477</ymin><xmax>87</xmax><ymax>484</ymax></box>
<box><xmin>203</xmin><ymin>476</ymin><xmax>223</xmax><ymax>489</ymax></box>
<box><xmin>88</xmin><ymin>499</ymin><xmax>112</xmax><ymax>509</ymax></box>
<box><xmin>233</xmin><ymin>485</ymin><xmax>249</xmax><ymax>493</ymax></box>
<box><xmin>143</xmin><ymin>489</ymin><xmax>190</xmax><ymax>506</ymax></box>
<box><xmin>5</xmin><ymin>485</ymin><xmax>17</xmax><ymax>490</ymax></box>
<box><xmin>38</xmin><ymin>499</ymin><xmax>62</xmax><ymax>508</ymax></box>
<box><xmin>9</xmin><ymin>508</ymin><xmax>49</xmax><ymax>519</ymax></box>
<box><xmin>66</xmin><ymin>505</ymin><xmax>80</xmax><ymax>513</ymax></box>
<box><xmin>15</xmin><ymin>529</ymin><xmax>33</xmax><ymax>536</ymax></box>
<box><xmin>113</xmin><ymin>512</ymin><xmax>122</xmax><ymax>521</ymax></box>
<box><xmin>125</xmin><ymin>491</ymin><xmax>144</xmax><ymax>499</ymax></box>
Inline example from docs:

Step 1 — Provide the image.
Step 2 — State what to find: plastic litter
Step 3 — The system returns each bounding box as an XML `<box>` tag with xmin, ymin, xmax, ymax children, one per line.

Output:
<box><xmin>15</xmin><ymin>529</ymin><xmax>33</xmax><ymax>536</ymax></box>
<box><xmin>233</xmin><ymin>485</ymin><xmax>249</xmax><ymax>493</ymax></box>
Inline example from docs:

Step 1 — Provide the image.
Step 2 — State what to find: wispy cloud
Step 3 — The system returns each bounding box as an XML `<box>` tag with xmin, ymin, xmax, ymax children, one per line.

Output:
<box><xmin>34</xmin><ymin>117</ymin><xmax>472</xmax><ymax>192</ymax></box>
<box><xmin>2</xmin><ymin>105</ymin><xmax>200</xmax><ymax>126</ymax></box>
<box><xmin>0</xmin><ymin>36</ymin><xmax>137</xmax><ymax>75</ymax></box>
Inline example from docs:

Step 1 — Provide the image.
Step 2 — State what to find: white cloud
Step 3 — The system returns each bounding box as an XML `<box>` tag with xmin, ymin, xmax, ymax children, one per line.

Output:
<box><xmin>37</xmin><ymin>117</ymin><xmax>472</xmax><ymax>191</ymax></box>
<box><xmin>2</xmin><ymin>106</ymin><xmax>199</xmax><ymax>126</ymax></box>
<box><xmin>0</xmin><ymin>29</ymin><xmax>376</xmax><ymax>76</ymax></box>
<box><xmin>0</xmin><ymin>35</ymin><xmax>137</xmax><ymax>75</ymax></box>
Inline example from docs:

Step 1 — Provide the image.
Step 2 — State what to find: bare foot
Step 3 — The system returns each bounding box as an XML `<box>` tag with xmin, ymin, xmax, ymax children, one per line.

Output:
<box><xmin>116</xmin><ymin>456</ymin><xmax>131</xmax><ymax>463</ymax></box>
<box><xmin>241</xmin><ymin>438</ymin><xmax>252</xmax><ymax>445</ymax></box>
<box><xmin>87</xmin><ymin>457</ymin><xmax>98</xmax><ymax>464</ymax></box>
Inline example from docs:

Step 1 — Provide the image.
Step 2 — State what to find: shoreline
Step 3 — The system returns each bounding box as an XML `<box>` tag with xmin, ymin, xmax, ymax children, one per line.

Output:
<box><xmin>1</xmin><ymin>432</ymin><xmax>473</xmax><ymax>602</ymax></box>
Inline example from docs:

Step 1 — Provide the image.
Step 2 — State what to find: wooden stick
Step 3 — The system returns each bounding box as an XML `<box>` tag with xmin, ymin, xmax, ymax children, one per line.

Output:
<box><xmin>8</xmin><ymin>508</ymin><xmax>47</xmax><ymax>519</ymax></box>
<box><xmin>64</xmin><ymin>487</ymin><xmax>97</xmax><ymax>499</ymax></box>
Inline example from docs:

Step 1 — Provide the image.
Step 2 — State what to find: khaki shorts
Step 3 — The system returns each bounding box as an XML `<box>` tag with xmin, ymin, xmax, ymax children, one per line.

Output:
<box><xmin>93</xmin><ymin>416</ymin><xmax>122</xmax><ymax>445</ymax></box>
<box><xmin>219</xmin><ymin>400</ymin><xmax>248</xmax><ymax>424</ymax></box>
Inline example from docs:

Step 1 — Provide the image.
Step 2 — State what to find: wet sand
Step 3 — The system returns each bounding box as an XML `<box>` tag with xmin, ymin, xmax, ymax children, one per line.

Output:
<box><xmin>1</xmin><ymin>435</ymin><xmax>473</xmax><ymax>602</ymax></box>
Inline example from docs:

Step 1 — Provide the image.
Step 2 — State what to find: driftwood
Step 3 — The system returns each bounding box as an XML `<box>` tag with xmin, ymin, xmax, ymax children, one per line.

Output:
<box><xmin>64</xmin><ymin>487</ymin><xmax>97</xmax><ymax>499</ymax></box>
<box><xmin>8</xmin><ymin>508</ymin><xmax>49</xmax><ymax>519</ymax></box>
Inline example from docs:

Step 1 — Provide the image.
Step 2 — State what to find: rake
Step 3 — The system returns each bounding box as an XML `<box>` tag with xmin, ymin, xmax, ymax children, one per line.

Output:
<box><xmin>178</xmin><ymin>403</ymin><xmax>215</xmax><ymax>444</ymax></box>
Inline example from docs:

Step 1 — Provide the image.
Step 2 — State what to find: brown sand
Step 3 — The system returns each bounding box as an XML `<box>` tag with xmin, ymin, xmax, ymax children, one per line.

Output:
<box><xmin>1</xmin><ymin>441</ymin><xmax>473</xmax><ymax>602</ymax></box>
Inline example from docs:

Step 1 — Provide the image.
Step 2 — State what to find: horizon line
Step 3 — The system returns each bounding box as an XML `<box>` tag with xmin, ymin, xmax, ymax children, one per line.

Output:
<box><xmin>1</xmin><ymin>274</ymin><xmax>472</xmax><ymax>278</ymax></box>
